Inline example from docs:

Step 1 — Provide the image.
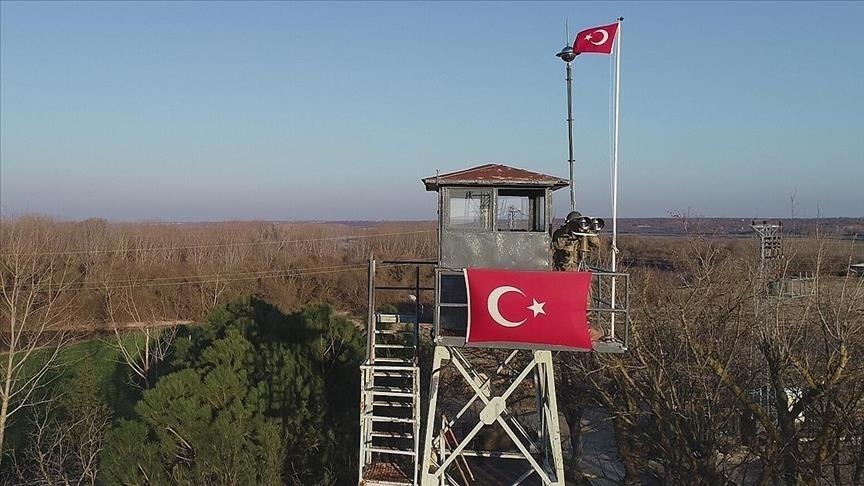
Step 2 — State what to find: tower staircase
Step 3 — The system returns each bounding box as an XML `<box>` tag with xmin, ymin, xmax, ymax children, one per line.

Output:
<box><xmin>359</xmin><ymin>259</ymin><xmax>432</xmax><ymax>486</ymax></box>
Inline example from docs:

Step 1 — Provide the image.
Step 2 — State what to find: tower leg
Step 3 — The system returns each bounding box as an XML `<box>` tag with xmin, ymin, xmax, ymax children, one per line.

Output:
<box><xmin>421</xmin><ymin>347</ymin><xmax>565</xmax><ymax>485</ymax></box>
<box><xmin>536</xmin><ymin>350</ymin><xmax>565</xmax><ymax>485</ymax></box>
<box><xmin>421</xmin><ymin>345</ymin><xmax>448</xmax><ymax>486</ymax></box>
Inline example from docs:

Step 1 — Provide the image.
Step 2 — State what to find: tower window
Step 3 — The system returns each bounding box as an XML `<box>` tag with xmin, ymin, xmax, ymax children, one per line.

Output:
<box><xmin>446</xmin><ymin>188</ymin><xmax>492</xmax><ymax>230</ymax></box>
<box><xmin>496</xmin><ymin>189</ymin><xmax>545</xmax><ymax>232</ymax></box>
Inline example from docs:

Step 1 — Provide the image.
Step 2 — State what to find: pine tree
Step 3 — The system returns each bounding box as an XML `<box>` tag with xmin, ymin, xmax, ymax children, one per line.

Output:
<box><xmin>100</xmin><ymin>297</ymin><xmax>363</xmax><ymax>485</ymax></box>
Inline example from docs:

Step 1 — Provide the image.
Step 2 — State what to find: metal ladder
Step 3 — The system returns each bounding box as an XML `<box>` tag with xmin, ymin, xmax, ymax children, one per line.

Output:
<box><xmin>360</xmin><ymin>313</ymin><xmax>420</xmax><ymax>486</ymax></box>
<box><xmin>360</xmin><ymin>258</ymin><xmax>432</xmax><ymax>486</ymax></box>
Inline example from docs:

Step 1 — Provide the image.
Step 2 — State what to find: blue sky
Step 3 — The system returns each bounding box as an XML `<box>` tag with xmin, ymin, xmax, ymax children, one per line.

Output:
<box><xmin>1</xmin><ymin>1</ymin><xmax>862</xmax><ymax>221</ymax></box>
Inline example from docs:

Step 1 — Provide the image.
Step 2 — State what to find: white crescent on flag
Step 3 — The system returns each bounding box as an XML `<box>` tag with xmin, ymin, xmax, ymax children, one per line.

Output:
<box><xmin>590</xmin><ymin>29</ymin><xmax>609</xmax><ymax>46</ymax></box>
<box><xmin>486</xmin><ymin>286</ymin><xmax>526</xmax><ymax>328</ymax></box>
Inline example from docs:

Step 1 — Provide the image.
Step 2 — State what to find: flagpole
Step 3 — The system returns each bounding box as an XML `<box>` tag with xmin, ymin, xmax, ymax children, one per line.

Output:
<box><xmin>610</xmin><ymin>17</ymin><xmax>622</xmax><ymax>339</ymax></box>
<box><xmin>567</xmin><ymin>60</ymin><xmax>576</xmax><ymax>211</ymax></box>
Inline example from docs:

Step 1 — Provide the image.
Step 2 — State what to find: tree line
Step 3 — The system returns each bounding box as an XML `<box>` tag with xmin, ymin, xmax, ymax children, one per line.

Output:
<box><xmin>1</xmin><ymin>215</ymin><xmax>861</xmax><ymax>484</ymax></box>
<box><xmin>0</xmin><ymin>215</ymin><xmax>434</xmax><ymax>483</ymax></box>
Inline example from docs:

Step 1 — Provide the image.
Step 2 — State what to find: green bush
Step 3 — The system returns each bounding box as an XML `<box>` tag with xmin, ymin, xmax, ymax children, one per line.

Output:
<box><xmin>100</xmin><ymin>296</ymin><xmax>364</xmax><ymax>485</ymax></box>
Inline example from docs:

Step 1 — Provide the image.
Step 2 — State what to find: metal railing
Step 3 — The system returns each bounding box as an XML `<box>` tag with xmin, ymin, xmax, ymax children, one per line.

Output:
<box><xmin>367</xmin><ymin>258</ymin><xmax>436</xmax><ymax>362</ymax></box>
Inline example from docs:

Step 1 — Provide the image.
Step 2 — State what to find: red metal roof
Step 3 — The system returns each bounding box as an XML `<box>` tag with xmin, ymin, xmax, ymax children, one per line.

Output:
<box><xmin>422</xmin><ymin>164</ymin><xmax>569</xmax><ymax>192</ymax></box>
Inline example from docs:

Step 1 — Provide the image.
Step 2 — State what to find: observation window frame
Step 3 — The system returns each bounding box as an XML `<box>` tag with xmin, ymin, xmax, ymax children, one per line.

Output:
<box><xmin>443</xmin><ymin>186</ymin><xmax>548</xmax><ymax>233</ymax></box>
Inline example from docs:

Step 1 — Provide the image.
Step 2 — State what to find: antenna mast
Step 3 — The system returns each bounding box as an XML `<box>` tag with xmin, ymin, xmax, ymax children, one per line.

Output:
<box><xmin>556</xmin><ymin>26</ymin><xmax>578</xmax><ymax>211</ymax></box>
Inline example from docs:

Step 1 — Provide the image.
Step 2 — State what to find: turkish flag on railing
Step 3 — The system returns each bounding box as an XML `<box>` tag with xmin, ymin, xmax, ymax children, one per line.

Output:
<box><xmin>574</xmin><ymin>22</ymin><xmax>618</xmax><ymax>55</ymax></box>
<box><xmin>464</xmin><ymin>268</ymin><xmax>593</xmax><ymax>350</ymax></box>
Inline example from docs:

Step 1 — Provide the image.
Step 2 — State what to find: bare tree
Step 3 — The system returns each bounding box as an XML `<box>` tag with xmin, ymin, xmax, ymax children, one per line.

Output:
<box><xmin>0</xmin><ymin>217</ymin><xmax>77</xmax><ymax>459</ymax></box>
<box><xmin>21</xmin><ymin>401</ymin><xmax>110</xmax><ymax>485</ymax></box>
<box><xmin>556</xmin><ymin>231</ymin><xmax>864</xmax><ymax>485</ymax></box>
<box><xmin>657</xmin><ymin>235</ymin><xmax>863</xmax><ymax>485</ymax></box>
<box><xmin>789</xmin><ymin>190</ymin><xmax>799</xmax><ymax>219</ymax></box>
<box><xmin>105</xmin><ymin>282</ymin><xmax>179</xmax><ymax>390</ymax></box>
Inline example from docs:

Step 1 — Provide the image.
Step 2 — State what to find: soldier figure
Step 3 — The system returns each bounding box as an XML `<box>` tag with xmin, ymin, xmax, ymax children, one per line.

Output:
<box><xmin>552</xmin><ymin>211</ymin><xmax>600</xmax><ymax>271</ymax></box>
<box><xmin>552</xmin><ymin>211</ymin><xmax>604</xmax><ymax>341</ymax></box>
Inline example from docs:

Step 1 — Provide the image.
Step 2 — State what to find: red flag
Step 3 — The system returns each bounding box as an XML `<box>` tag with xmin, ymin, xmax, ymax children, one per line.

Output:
<box><xmin>573</xmin><ymin>22</ymin><xmax>618</xmax><ymax>55</ymax></box>
<box><xmin>465</xmin><ymin>268</ymin><xmax>593</xmax><ymax>350</ymax></box>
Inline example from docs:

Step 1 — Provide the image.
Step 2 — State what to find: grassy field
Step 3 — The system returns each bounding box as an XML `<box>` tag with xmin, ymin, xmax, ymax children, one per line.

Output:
<box><xmin>3</xmin><ymin>329</ymin><xmax>161</xmax><ymax>458</ymax></box>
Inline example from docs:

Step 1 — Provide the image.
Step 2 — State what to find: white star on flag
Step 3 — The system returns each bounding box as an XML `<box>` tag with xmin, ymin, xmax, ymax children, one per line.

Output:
<box><xmin>527</xmin><ymin>298</ymin><xmax>546</xmax><ymax>318</ymax></box>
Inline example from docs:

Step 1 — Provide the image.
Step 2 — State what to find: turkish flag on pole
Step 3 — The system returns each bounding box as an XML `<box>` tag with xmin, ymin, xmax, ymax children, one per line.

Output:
<box><xmin>573</xmin><ymin>22</ymin><xmax>618</xmax><ymax>55</ymax></box>
<box><xmin>464</xmin><ymin>268</ymin><xmax>593</xmax><ymax>350</ymax></box>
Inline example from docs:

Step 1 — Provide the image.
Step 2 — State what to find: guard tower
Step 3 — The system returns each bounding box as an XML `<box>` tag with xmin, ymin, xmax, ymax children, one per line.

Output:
<box><xmin>426</xmin><ymin>164</ymin><xmax>629</xmax><ymax>354</ymax></box>
<box><xmin>751</xmin><ymin>220</ymin><xmax>813</xmax><ymax>299</ymax></box>
<box><xmin>358</xmin><ymin>164</ymin><xmax>630</xmax><ymax>486</ymax></box>
<box><xmin>429</xmin><ymin>164</ymin><xmax>565</xmax><ymax>350</ymax></box>
<box><xmin>752</xmin><ymin>220</ymin><xmax>783</xmax><ymax>278</ymax></box>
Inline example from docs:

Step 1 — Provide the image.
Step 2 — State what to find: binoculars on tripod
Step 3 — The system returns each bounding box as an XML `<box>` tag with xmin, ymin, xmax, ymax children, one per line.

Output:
<box><xmin>566</xmin><ymin>216</ymin><xmax>605</xmax><ymax>235</ymax></box>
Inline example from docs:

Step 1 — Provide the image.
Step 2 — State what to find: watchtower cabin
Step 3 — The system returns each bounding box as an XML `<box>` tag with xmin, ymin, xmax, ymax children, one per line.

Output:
<box><xmin>359</xmin><ymin>163</ymin><xmax>630</xmax><ymax>486</ymax></box>
<box><xmin>428</xmin><ymin>164</ymin><xmax>565</xmax><ymax>348</ymax></box>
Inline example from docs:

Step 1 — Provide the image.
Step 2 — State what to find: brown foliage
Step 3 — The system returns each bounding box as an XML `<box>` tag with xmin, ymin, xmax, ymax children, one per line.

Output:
<box><xmin>559</xmin><ymin>232</ymin><xmax>864</xmax><ymax>485</ymax></box>
<box><xmin>1</xmin><ymin>217</ymin><xmax>437</xmax><ymax>329</ymax></box>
